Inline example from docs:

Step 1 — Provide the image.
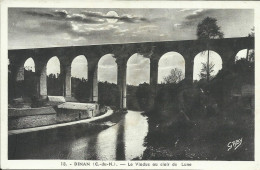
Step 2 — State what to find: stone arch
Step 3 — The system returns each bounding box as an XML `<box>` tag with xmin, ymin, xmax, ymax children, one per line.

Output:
<box><xmin>46</xmin><ymin>56</ymin><xmax>62</xmax><ymax>96</ymax></box>
<box><xmin>126</xmin><ymin>53</ymin><xmax>151</xmax><ymax>110</ymax></box>
<box><xmin>12</xmin><ymin>57</ymin><xmax>36</xmax><ymax>98</ymax></box>
<box><xmin>193</xmin><ymin>50</ymin><xmax>222</xmax><ymax>81</ymax></box>
<box><xmin>23</xmin><ymin>57</ymin><xmax>37</xmax><ymax>98</ymax></box>
<box><xmin>15</xmin><ymin>56</ymin><xmax>34</xmax><ymax>81</ymax></box>
<box><xmin>127</xmin><ymin>53</ymin><xmax>150</xmax><ymax>85</ymax></box>
<box><xmin>71</xmin><ymin>55</ymin><xmax>88</xmax><ymax>79</ymax></box>
<box><xmin>24</xmin><ymin>57</ymin><xmax>35</xmax><ymax>72</ymax></box>
<box><xmin>98</xmin><ymin>54</ymin><xmax>117</xmax><ymax>83</ymax></box>
<box><xmin>46</xmin><ymin>56</ymin><xmax>60</xmax><ymax>76</ymax></box>
<box><xmin>158</xmin><ymin>51</ymin><xmax>185</xmax><ymax>84</ymax></box>
<box><xmin>70</xmin><ymin>55</ymin><xmax>88</xmax><ymax>100</ymax></box>
<box><xmin>235</xmin><ymin>49</ymin><xmax>254</xmax><ymax>62</ymax></box>
<box><xmin>97</xmin><ymin>54</ymin><xmax>119</xmax><ymax>107</ymax></box>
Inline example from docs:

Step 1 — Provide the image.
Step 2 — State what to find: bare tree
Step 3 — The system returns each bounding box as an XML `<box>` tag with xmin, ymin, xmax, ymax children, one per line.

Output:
<box><xmin>163</xmin><ymin>68</ymin><xmax>184</xmax><ymax>84</ymax></box>
<box><xmin>197</xmin><ymin>17</ymin><xmax>224</xmax><ymax>82</ymax></box>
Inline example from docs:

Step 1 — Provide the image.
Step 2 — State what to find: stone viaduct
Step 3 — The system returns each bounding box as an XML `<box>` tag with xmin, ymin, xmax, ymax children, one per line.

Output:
<box><xmin>8</xmin><ymin>37</ymin><xmax>254</xmax><ymax>108</ymax></box>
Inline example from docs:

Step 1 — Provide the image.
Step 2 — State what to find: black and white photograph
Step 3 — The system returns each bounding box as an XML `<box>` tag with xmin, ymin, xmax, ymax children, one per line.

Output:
<box><xmin>1</xmin><ymin>1</ymin><xmax>259</xmax><ymax>169</ymax></box>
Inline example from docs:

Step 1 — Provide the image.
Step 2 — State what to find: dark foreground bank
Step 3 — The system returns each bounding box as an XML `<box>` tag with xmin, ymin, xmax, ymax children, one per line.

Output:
<box><xmin>139</xmin><ymin>103</ymin><xmax>254</xmax><ymax>161</ymax></box>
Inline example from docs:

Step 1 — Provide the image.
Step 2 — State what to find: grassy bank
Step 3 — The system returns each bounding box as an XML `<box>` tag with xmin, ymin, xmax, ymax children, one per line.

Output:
<box><xmin>141</xmin><ymin>103</ymin><xmax>254</xmax><ymax>160</ymax></box>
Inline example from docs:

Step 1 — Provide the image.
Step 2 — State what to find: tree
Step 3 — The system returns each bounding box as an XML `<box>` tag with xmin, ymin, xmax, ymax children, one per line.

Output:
<box><xmin>248</xmin><ymin>27</ymin><xmax>255</xmax><ymax>37</ymax></box>
<box><xmin>197</xmin><ymin>17</ymin><xmax>224</xmax><ymax>82</ymax></box>
<box><xmin>163</xmin><ymin>68</ymin><xmax>184</xmax><ymax>84</ymax></box>
<box><xmin>246</xmin><ymin>27</ymin><xmax>255</xmax><ymax>62</ymax></box>
<box><xmin>136</xmin><ymin>83</ymin><xmax>153</xmax><ymax>111</ymax></box>
<box><xmin>199</xmin><ymin>62</ymin><xmax>215</xmax><ymax>80</ymax></box>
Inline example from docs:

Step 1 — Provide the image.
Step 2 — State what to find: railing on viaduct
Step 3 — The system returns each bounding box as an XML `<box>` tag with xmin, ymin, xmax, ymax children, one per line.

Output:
<box><xmin>8</xmin><ymin>37</ymin><xmax>254</xmax><ymax>108</ymax></box>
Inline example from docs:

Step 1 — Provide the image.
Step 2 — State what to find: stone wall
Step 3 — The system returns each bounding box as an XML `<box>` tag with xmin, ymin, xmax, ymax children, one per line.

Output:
<box><xmin>56</xmin><ymin>109</ymin><xmax>93</xmax><ymax>123</ymax></box>
<box><xmin>8</xmin><ymin>103</ymin><xmax>100</xmax><ymax>130</ymax></box>
<box><xmin>9</xmin><ymin>114</ymin><xmax>57</xmax><ymax>130</ymax></box>
<box><xmin>9</xmin><ymin>106</ymin><xmax>56</xmax><ymax>117</ymax></box>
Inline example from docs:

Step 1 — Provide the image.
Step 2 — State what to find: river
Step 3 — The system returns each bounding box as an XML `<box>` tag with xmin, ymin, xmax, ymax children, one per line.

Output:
<box><xmin>8</xmin><ymin>110</ymin><xmax>149</xmax><ymax>160</ymax></box>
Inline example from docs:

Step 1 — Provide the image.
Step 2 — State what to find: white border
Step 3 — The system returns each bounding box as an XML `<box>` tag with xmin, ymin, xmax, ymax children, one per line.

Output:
<box><xmin>1</xmin><ymin>0</ymin><xmax>260</xmax><ymax>169</ymax></box>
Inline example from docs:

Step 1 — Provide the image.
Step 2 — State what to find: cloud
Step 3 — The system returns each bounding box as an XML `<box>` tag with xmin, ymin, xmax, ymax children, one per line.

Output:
<box><xmin>68</xmin><ymin>13</ymin><xmax>105</xmax><ymax>23</ymax></box>
<box><xmin>119</xmin><ymin>14</ymin><xmax>149</xmax><ymax>23</ymax></box>
<box><xmin>22</xmin><ymin>9</ymin><xmax>149</xmax><ymax>41</ymax></box>
<box><xmin>24</xmin><ymin>10</ymin><xmax>56</xmax><ymax>18</ymax></box>
<box><xmin>174</xmin><ymin>23</ymin><xmax>181</xmax><ymax>27</ymax></box>
<box><xmin>81</xmin><ymin>11</ymin><xmax>104</xmax><ymax>18</ymax></box>
<box><xmin>20</xmin><ymin>20</ymin><xmax>73</xmax><ymax>36</ymax></box>
<box><xmin>82</xmin><ymin>10</ymin><xmax>149</xmax><ymax>23</ymax></box>
<box><xmin>54</xmin><ymin>10</ymin><xmax>68</xmax><ymax>18</ymax></box>
<box><xmin>179</xmin><ymin>9</ymin><xmax>194</xmax><ymax>12</ymax></box>
<box><xmin>116</xmin><ymin>29</ymin><xmax>129</xmax><ymax>33</ymax></box>
<box><xmin>70</xmin><ymin>22</ymin><xmax>119</xmax><ymax>33</ymax></box>
<box><xmin>139</xmin><ymin>25</ymin><xmax>158</xmax><ymax>30</ymax></box>
<box><xmin>185</xmin><ymin>9</ymin><xmax>207</xmax><ymax>20</ymax></box>
<box><xmin>130</xmin><ymin>24</ymin><xmax>158</xmax><ymax>35</ymax></box>
<box><xmin>24</xmin><ymin>10</ymin><xmax>105</xmax><ymax>24</ymax></box>
<box><xmin>67</xmin><ymin>22</ymin><xmax>121</xmax><ymax>39</ymax></box>
<box><xmin>127</xmin><ymin>56</ymin><xmax>150</xmax><ymax>67</ymax></box>
<box><xmin>23</xmin><ymin>18</ymin><xmax>120</xmax><ymax>40</ymax></box>
<box><xmin>180</xmin><ymin>9</ymin><xmax>213</xmax><ymax>27</ymax></box>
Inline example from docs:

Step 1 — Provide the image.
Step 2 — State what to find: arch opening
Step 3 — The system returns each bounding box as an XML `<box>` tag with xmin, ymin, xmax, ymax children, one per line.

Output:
<box><xmin>193</xmin><ymin>50</ymin><xmax>222</xmax><ymax>82</ymax></box>
<box><xmin>24</xmin><ymin>57</ymin><xmax>35</xmax><ymax>72</ymax></box>
<box><xmin>47</xmin><ymin>56</ymin><xmax>60</xmax><ymax>76</ymax></box>
<box><xmin>46</xmin><ymin>56</ymin><xmax>62</xmax><ymax>96</ymax></box>
<box><xmin>71</xmin><ymin>55</ymin><xmax>89</xmax><ymax>101</ymax></box>
<box><xmin>126</xmin><ymin>53</ymin><xmax>150</xmax><ymax>110</ymax></box>
<box><xmin>22</xmin><ymin>57</ymin><xmax>36</xmax><ymax>98</ymax></box>
<box><xmin>13</xmin><ymin>57</ymin><xmax>36</xmax><ymax>99</ymax></box>
<box><xmin>98</xmin><ymin>54</ymin><xmax>119</xmax><ymax>107</ymax></box>
<box><xmin>71</xmin><ymin>55</ymin><xmax>88</xmax><ymax>79</ymax></box>
<box><xmin>235</xmin><ymin>49</ymin><xmax>254</xmax><ymax>62</ymax></box>
<box><xmin>158</xmin><ymin>52</ymin><xmax>185</xmax><ymax>84</ymax></box>
<box><xmin>98</xmin><ymin>54</ymin><xmax>117</xmax><ymax>83</ymax></box>
<box><xmin>127</xmin><ymin>53</ymin><xmax>150</xmax><ymax>85</ymax></box>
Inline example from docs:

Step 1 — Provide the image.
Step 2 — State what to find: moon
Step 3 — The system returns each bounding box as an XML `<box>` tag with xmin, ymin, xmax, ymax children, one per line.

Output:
<box><xmin>106</xmin><ymin>11</ymin><xmax>119</xmax><ymax>23</ymax></box>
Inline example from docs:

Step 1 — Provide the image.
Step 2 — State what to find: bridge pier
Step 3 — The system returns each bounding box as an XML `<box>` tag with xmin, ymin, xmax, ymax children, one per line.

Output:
<box><xmin>88</xmin><ymin>65</ymin><xmax>98</xmax><ymax>102</ymax></box>
<box><xmin>35</xmin><ymin>60</ymin><xmax>47</xmax><ymax>99</ymax></box>
<box><xmin>150</xmin><ymin>58</ymin><xmax>159</xmax><ymax>87</ymax></box>
<box><xmin>149</xmin><ymin>57</ymin><xmax>159</xmax><ymax>110</ymax></box>
<box><xmin>15</xmin><ymin>63</ymin><xmax>25</xmax><ymax>81</ymax></box>
<box><xmin>61</xmin><ymin>65</ymin><xmax>72</xmax><ymax>98</ymax></box>
<box><xmin>117</xmin><ymin>59</ymin><xmax>127</xmax><ymax>109</ymax></box>
<box><xmin>219</xmin><ymin>48</ymin><xmax>239</xmax><ymax>71</ymax></box>
<box><xmin>10</xmin><ymin>60</ymin><xmax>26</xmax><ymax>98</ymax></box>
<box><xmin>185</xmin><ymin>58</ymin><xmax>194</xmax><ymax>85</ymax></box>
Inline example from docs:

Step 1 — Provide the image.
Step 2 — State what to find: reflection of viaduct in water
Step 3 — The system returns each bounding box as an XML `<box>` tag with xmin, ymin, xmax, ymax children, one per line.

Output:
<box><xmin>116</xmin><ymin>117</ymin><xmax>125</xmax><ymax>160</ymax></box>
<box><xmin>8</xmin><ymin>37</ymin><xmax>254</xmax><ymax>108</ymax></box>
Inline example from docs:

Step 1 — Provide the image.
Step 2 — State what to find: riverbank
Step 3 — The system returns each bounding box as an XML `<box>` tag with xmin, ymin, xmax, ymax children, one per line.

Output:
<box><xmin>140</xmin><ymin>105</ymin><xmax>254</xmax><ymax>160</ymax></box>
<box><xmin>9</xmin><ymin>108</ymin><xmax>124</xmax><ymax>135</ymax></box>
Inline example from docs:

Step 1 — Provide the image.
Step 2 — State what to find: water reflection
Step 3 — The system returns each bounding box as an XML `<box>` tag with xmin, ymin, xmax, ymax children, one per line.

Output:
<box><xmin>9</xmin><ymin>110</ymin><xmax>148</xmax><ymax>160</ymax></box>
<box><xmin>116</xmin><ymin>118</ymin><xmax>126</xmax><ymax>160</ymax></box>
<box><xmin>124</xmin><ymin>111</ymin><xmax>148</xmax><ymax>159</ymax></box>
